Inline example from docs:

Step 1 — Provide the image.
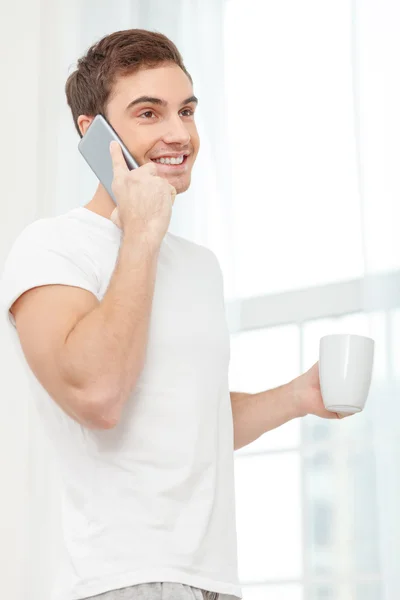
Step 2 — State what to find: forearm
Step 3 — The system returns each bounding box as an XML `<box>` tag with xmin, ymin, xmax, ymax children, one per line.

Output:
<box><xmin>62</xmin><ymin>232</ymin><xmax>160</xmax><ymax>423</ymax></box>
<box><xmin>230</xmin><ymin>381</ymin><xmax>301</xmax><ymax>450</ymax></box>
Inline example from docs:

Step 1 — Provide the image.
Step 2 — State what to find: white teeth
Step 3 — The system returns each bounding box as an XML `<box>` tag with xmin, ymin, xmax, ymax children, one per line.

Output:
<box><xmin>153</xmin><ymin>155</ymin><xmax>185</xmax><ymax>165</ymax></box>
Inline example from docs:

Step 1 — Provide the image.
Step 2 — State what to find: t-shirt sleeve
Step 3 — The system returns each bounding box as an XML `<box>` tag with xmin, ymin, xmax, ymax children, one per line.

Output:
<box><xmin>0</xmin><ymin>219</ymin><xmax>100</xmax><ymax>327</ymax></box>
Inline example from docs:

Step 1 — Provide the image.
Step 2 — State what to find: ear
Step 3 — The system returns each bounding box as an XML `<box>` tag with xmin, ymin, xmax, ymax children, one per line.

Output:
<box><xmin>77</xmin><ymin>115</ymin><xmax>94</xmax><ymax>137</ymax></box>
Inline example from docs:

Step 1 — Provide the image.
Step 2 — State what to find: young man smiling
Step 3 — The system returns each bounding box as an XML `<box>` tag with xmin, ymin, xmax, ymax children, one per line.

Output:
<box><xmin>0</xmin><ymin>29</ymin><xmax>347</xmax><ymax>600</ymax></box>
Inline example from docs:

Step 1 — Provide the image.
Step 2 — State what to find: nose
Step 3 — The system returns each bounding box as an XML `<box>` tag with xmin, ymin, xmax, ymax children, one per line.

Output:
<box><xmin>162</xmin><ymin>115</ymin><xmax>191</xmax><ymax>146</ymax></box>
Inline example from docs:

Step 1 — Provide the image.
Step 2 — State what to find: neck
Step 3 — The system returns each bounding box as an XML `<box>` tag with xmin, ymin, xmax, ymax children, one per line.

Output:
<box><xmin>84</xmin><ymin>184</ymin><xmax>115</xmax><ymax>220</ymax></box>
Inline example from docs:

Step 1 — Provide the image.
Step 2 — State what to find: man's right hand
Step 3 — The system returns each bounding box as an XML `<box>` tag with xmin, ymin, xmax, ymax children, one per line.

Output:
<box><xmin>109</xmin><ymin>141</ymin><xmax>176</xmax><ymax>244</ymax></box>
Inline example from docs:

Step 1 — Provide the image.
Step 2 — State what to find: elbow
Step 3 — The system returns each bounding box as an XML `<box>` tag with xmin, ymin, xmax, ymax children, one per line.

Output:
<box><xmin>72</xmin><ymin>386</ymin><xmax>123</xmax><ymax>430</ymax></box>
<box><xmin>88</xmin><ymin>410</ymin><xmax>120</xmax><ymax>430</ymax></box>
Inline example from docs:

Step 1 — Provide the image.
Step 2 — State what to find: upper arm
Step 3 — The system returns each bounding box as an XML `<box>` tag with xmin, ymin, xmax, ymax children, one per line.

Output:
<box><xmin>10</xmin><ymin>283</ymin><xmax>105</xmax><ymax>428</ymax></box>
<box><xmin>0</xmin><ymin>218</ymin><xmax>113</xmax><ymax>428</ymax></box>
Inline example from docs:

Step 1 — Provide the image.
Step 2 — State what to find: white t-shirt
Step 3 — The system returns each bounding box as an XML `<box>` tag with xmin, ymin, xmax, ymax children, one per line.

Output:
<box><xmin>0</xmin><ymin>207</ymin><xmax>242</xmax><ymax>600</ymax></box>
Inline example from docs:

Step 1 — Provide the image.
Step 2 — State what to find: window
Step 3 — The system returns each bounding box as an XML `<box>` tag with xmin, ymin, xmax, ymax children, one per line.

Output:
<box><xmin>229</xmin><ymin>310</ymin><xmax>389</xmax><ymax>597</ymax></box>
<box><xmin>224</xmin><ymin>2</ymin><xmax>399</xmax><ymax>599</ymax></box>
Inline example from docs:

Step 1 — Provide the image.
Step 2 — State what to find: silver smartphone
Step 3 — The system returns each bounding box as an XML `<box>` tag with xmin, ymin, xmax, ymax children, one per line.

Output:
<box><xmin>78</xmin><ymin>114</ymin><xmax>140</xmax><ymax>204</ymax></box>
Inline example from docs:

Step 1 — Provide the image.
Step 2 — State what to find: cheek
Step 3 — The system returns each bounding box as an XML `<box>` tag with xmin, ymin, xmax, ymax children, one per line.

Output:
<box><xmin>122</xmin><ymin>120</ymin><xmax>157</xmax><ymax>158</ymax></box>
<box><xmin>190</xmin><ymin>125</ymin><xmax>200</xmax><ymax>154</ymax></box>
<box><xmin>132</xmin><ymin>135</ymin><xmax>158</xmax><ymax>162</ymax></box>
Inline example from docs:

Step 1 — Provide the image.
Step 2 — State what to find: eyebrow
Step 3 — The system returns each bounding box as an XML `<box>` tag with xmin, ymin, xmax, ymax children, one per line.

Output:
<box><xmin>125</xmin><ymin>95</ymin><xmax>198</xmax><ymax>111</ymax></box>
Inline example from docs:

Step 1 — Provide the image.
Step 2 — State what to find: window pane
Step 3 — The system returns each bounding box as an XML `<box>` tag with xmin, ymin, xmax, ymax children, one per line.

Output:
<box><xmin>355</xmin><ymin>582</ymin><xmax>382</xmax><ymax>600</ymax></box>
<box><xmin>225</xmin><ymin>0</ymin><xmax>363</xmax><ymax>298</ymax></box>
<box><xmin>307</xmin><ymin>587</ymin><xmax>335</xmax><ymax>600</ymax></box>
<box><xmin>303</xmin><ymin>440</ymin><xmax>381</xmax><ymax>580</ymax></box>
<box><xmin>307</xmin><ymin>586</ymin><xmax>338</xmax><ymax>600</ymax></box>
<box><xmin>243</xmin><ymin>583</ymin><xmax>303</xmax><ymax>600</ymax></box>
<box><xmin>235</xmin><ymin>453</ymin><xmax>302</xmax><ymax>581</ymax></box>
<box><xmin>307</xmin><ymin>583</ymin><xmax>381</xmax><ymax>600</ymax></box>
<box><xmin>229</xmin><ymin>325</ymin><xmax>300</xmax><ymax>452</ymax></box>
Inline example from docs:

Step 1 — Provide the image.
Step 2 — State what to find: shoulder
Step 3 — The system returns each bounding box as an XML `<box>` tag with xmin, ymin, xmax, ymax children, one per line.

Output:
<box><xmin>3</xmin><ymin>218</ymin><xmax>59</xmax><ymax>268</ymax></box>
<box><xmin>12</xmin><ymin>217</ymin><xmax>54</xmax><ymax>245</ymax></box>
<box><xmin>8</xmin><ymin>209</ymin><xmax>104</xmax><ymax>258</ymax></box>
<box><xmin>9</xmin><ymin>212</ymin><xmax>79</xmax><ymax>249</ymax></box>
<box><xmin>2</xmin><ymin>211</ymin><xmax>102</xmax><ymax>286</ymax></box>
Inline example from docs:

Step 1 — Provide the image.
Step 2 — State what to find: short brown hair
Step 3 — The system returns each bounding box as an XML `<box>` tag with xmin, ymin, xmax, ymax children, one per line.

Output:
<box><xmin>65</xmin><ymin>29</ymin><xmax>192</xmax><ymax>137</ymax></box>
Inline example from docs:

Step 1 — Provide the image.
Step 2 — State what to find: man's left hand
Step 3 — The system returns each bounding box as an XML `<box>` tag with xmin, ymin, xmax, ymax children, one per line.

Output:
<box><xmin>291</xmin><ymin>361</ymin><xmax>349</xmax><ymax>420</ymax></box>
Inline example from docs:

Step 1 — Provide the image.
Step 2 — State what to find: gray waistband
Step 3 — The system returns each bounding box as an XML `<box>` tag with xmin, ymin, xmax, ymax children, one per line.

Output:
<box><xmin>84</xmin><ymin>582</ymin><xmax>219</xmax><ymax>600</ymax></box>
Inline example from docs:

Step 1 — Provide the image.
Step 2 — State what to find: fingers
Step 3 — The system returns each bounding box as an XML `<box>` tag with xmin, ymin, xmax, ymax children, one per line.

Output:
<box><xmin>140</xmin><ymin>167</ymin><xmax>176</xmax><ymax>201</ymax></box>
<box><xmin>140</xmin><ymin>161</ymin><xmax>158</xmax><ymax>176</ymax></box>
<box><xmin>109</xmin><ymin>141</ymin><xmax>129</xmax><ymax>176</ymax></box>
<box><xmin>323</xmin><ymin>411</ymin><xmax>342</xmax><ymax>419</ymax></box>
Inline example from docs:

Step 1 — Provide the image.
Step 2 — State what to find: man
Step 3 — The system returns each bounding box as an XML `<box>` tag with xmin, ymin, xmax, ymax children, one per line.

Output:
<box><xmin>0</xmin><ymin>29</ymin><xmax>347</xmax><ymax>600</ymax></box>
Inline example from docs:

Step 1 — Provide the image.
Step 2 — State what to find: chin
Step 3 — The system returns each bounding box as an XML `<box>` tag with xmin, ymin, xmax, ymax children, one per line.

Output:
<box><xmin>169</xmin><ymin>176</ymin><xmax>191</xmax><ymax>194</ymax></box>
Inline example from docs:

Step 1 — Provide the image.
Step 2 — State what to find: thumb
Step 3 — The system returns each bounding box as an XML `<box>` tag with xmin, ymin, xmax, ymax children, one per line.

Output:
<box><xmin>169</xmin><ymin>185</ymin><xmax>177</xmax><ymax>206</ymax></box>
<box><xmin>336</xmin><ymin>412</ymin><xmax>349</xmax><ymax>419</ymax></box>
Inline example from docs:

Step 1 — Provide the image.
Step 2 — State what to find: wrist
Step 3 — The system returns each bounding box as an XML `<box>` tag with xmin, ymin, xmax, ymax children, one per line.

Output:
<box><xmin>122</xmin><ymin>229</ymin><xmax>162</xmax><ymax>255</ymax></box>
<box><xmin>286</xmin><ymin>378</ymin><xmax>308</xmax><ymax>419</ymax></box>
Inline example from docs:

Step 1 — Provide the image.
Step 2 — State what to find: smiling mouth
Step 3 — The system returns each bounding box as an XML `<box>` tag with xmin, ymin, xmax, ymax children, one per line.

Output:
<box><xmin>151</xmin><ymin>155</ymin><xmax>189</xmax><ymax>167</ymax></box>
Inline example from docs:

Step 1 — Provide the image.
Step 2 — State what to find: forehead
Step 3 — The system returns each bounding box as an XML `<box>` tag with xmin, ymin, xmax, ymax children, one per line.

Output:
<box><xmin>110</xmin><ymin>63</ymin><xmax>193</xmax><ymax>107</ymax></box>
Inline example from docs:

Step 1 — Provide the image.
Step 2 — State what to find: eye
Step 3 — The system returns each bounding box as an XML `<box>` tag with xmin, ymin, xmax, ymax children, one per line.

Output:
<box><xmin>180</xmin><ymin>108</ymin><xmax>194</xmax><ymax>117</ymax></box>
<box><xmin>139</xmin><ymin>110</ymin><xmax>156</xmax><ymax>119</ymax></box>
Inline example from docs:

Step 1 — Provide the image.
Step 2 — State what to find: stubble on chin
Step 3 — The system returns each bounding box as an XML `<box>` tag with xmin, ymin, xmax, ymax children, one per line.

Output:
<box><xmin>167</xmin><ymin>175</ymin><xmax>191</xmax><ymax>195</ymax></box>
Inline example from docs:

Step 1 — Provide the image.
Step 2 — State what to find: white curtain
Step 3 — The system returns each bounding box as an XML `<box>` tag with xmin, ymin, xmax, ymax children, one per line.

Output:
<box><xmin>0</xmin><ymin>1</ymin><xmax>399</xmax><ymax>600</ymax></box>
<box><xmin>354</xmin><ymin>1</ymin><xmax>400</xmax><ymax>598</ymax></box>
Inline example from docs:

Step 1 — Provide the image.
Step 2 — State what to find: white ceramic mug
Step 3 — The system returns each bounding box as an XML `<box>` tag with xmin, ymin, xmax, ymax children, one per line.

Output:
<box><xmin>319</xmin><ymin>334</ymin><xmax>375</xmax><ymax>414</ymax></box>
